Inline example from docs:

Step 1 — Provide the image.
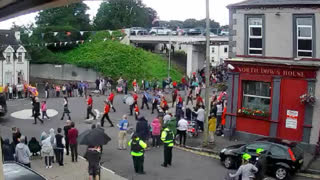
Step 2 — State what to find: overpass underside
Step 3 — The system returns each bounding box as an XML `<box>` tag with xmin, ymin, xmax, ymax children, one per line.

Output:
<box><xmin>0</xmin><ymin>0</ymin><xmax>80</xmax><ymax>21</ymax></box>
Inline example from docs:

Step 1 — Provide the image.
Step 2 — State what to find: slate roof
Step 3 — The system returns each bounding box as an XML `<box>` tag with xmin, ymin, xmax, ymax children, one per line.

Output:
<box><xmin>0</xmin><ymin>30</ymin><xmax>19</xmax><ymax>47</ymax></box>
<box><xmin>228</xmin><ymin>0</ymin><xmax>320</xmax><ymax>8</ymax></box>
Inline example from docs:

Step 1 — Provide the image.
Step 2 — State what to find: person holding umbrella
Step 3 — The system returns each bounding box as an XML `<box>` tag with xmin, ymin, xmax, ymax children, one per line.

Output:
<box><xmin>128</xmin><ymin>133</ymin><xmax>147</xmax><ymax>174</ymax></box>
<box><xmin>84</xmin><ymin>146</ymin><xmax>101</xmax><ymax>180</ymax></box>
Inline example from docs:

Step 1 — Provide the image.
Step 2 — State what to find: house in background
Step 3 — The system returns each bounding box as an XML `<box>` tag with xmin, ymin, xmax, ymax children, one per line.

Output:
<box><xmin>0</xmin><ymin>30</ymin><xmax>30</xmax><ymax>86</ymax></box>
<box><xmin>225</xmin><ymin>0</ymin><xmax>320</xmax><ymax>151</ymax></box>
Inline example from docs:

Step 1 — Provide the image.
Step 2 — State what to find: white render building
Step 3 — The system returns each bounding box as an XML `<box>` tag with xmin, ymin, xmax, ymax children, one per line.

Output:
<box><xmin>0</xmin><ymin>30</ymin><xmax>30</xmax><ymax>86</ymax></box>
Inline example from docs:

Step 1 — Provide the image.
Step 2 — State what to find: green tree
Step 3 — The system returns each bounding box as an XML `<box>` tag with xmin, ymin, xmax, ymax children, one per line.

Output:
<box><xmin>94</xmin><ymin>0</ymin><xmax>157</xmax><ymax>30</ymax></box>
<box><xmin>34</xmin><ymin>2</ymin><xmax>92</xmax><ymax>49</ymax></box>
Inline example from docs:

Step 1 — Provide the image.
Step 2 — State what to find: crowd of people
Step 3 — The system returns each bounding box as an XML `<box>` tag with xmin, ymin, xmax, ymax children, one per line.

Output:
<box><xmin>1</xmin><ymin>69</ymin><xmax>232</xmax><ymax>179</ymax></box>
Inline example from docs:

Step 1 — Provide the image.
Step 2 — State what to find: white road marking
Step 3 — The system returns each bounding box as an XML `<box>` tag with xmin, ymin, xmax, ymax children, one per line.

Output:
<box><xmin>10</xmin><ymin>109</ymin><xmax>58</xmax><ymax>119</ymax></box>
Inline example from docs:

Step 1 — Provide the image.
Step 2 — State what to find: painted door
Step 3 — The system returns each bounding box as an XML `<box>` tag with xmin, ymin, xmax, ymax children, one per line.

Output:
<box><xmin>277</xmin><ymin>79</ymin><xmax>307</xmax><ymax>141</ymax></box>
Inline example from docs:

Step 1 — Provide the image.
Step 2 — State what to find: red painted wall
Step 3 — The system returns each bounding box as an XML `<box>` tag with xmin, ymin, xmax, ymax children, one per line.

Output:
<box><xmin>277</xmin><ymin>79</ymin><xmax>307</xmax><ymax>141</ymax></box>
<box><xmin>236</xmin><ymin>117</ymin><xmax>271</xmax><ymax>136</ymax></box>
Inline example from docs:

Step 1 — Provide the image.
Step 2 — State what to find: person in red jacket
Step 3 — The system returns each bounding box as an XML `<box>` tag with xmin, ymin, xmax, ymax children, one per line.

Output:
<box><xmin>160</xmin><ymin>96</ymin><xmax>168</xmax><ymax>112</ymax></box>
<box><xmin>172</xmin><ymin>88</ymin><xmax>178</xmax><ymax>108</ymax></box>
<box><xmin>132</xmin><ymin>79</ymin><xmax>137</xmax><ymax>93</ymax></box>
<box><xmin>130</xmin><ymin>93</ymin><xmax>139</xmax><ymax>116</ymax></box>
<box><xmin>68</xmin><ymin>122</ymin><xmax>78</xmax><ymax>162</ymax></box>
<box><xmin>108</xmin><ymin>91</ymin><xmax>116</xmax><ymax>112</ymax></box>
<box><xmin>177</xmin><ymin>94</ymin><xmax>183</xmax><ymax>106</ymax></box>
<box><xmin>101</xmin><ymin>101</ymin><xmax>114</xmax><ymax>127</ymax></box>
<box><xmin>86</xmin><ymin>95</ymin><xmax>96</xmax><ymax>120</ymax></box>
<box><xmin>196</xmin><ymin>94</ymin><xmax>204</xmax><ymax>108</ymax></box>
<box><xmin>134</xmin><ymin>104</ymin><xmax>139</xmax><ymax>120</ymax></box>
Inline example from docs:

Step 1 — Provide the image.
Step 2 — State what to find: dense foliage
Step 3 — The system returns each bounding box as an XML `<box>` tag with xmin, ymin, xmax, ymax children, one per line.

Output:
<box><xmin>94</xmin><ymin>0</ymin><xmax>157</xmax><ymax>30</ymax></box>
<box><xmin>32</xmin><ymin>32</ymin><xmax>182</xmax><ymax>82</ymax></box>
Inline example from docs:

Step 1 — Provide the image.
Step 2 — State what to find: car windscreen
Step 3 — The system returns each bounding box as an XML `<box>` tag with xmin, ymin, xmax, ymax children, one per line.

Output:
<box><xmin>4</xmin><ymin>163</ymin><xmax>46</xmax><ymax>180</ymax></box>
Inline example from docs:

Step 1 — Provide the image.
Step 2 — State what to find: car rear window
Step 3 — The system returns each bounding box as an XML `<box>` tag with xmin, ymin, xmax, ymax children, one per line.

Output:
<box><xmin>291</xmin><ymin>146</ymin><xmax>303</xmax><ymax>158</ymax></box>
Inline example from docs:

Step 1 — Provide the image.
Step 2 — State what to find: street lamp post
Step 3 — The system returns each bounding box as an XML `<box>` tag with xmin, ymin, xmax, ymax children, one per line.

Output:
<box><xmin>168</xmin><ymin>32</ymin><xmax>172</xmax><ymax>78</ymax></box>
<box><xmin>203</xmin><ymin>0</ymin><xmax>211</xmax><ymax>146</ymax></box>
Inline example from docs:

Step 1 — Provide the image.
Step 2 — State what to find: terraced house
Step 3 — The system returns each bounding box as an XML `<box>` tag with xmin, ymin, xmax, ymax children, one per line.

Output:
<box><xmin>225</xmin><ymin>0</ymin><xmax>320</xmax><ymax>152</ymax></box>
<box><xmin>0</xmin><ymin>30</ymin><xmax>30</xmax><ymax>86</ymax></box>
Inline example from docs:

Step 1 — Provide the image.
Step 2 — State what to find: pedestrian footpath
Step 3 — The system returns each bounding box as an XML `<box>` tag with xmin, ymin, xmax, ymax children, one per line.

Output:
<box><xmin>30</xmin><ymin>153</ymin><xmax>127</xmax><ymax>180</ymax></box>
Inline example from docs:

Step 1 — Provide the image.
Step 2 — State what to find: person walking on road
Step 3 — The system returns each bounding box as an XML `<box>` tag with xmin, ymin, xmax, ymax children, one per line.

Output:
<box><xmin>177</xmin><ymin>118</ymin><xmax>188</xmax><ymax>146</ymax></box>
<box><xmin>61</xmin><ymin>97</ymin><xmax>71</xmax><ymax>120</ymax></box>
<box><xmin>130</xmin><ymin>92</ymin><xmax>138</xmax><ymax>116</ymax></box>
<box><xmin>141</xmin><ymin>91</ymin><xmax>150</xmax><ymax>110</ymax></box>
<box><xmin>108</xmin><ymin>91</ymin><xmax>116</xmax><ymax>112</ymax></box>
<box><xmin>151</xmin><ymin>94</ymin><xmax>159</xmax><ymax>114</ymax></box>
<box><xmin>151</xmin><ymin>117</ymin><xmax>161</xmax><ymax>148</ymax></box>
<box><xmin>101</xmin><ymin>101</ymin><xmax>114</xmax><ymax>127</ymax></box>
<box><xmin>194</xmin><ymin>105</ymin><xmax>205</xmax><ymax>132</ymax></box>
<box><xmin>161</xmin><ymin>126</ymin><xmax>174</xmax><ymax>167</ymax></box>
<box><xmin>172</xmin><ymin>88</ymin><xmax>178</xmax><ymax>108</ymax></box>
<box><xmin>134</xmin><ymin>104</ymin><xmax>140</xmax><ymax>120</ymax></box>
<box><xmin>128</xmin><ymin>133</ymin><xmax>147</xmax><ymax>174</ymax></box>
<box><xmin>64</xmin><ymin>120</ymin><xmax>71</xmax><ymax>156</ymax></box>
<box><xmin>68</xmin><ymin>122</ymin><xmax>78</xmax><ymax>162</ymax></box>
<box><xmin>15</xmin><ymin>136</ymin><xmax>31</xmax><ymax>168</ymax></box>
<box><xmin>84</xmin><ymin>146</ymin><xmax>102</xmax><ymax>180</ymax></box>
<box><xmin>41</xmin><ymin>100</ymin><xmax>50</xmax><ymax>120</ymax></box>
<box><xmin>33</xmin><ymin>97</ymin><xmax>44</xmax><ymax>124</ymax></box>
<box><xmin>86</xmin><ymin>95</ymin><xmax>96</xmax><ymax>120</ymax></box>
<box><xmin>2</xmin><ymin>139</ymin><xmax>15</xmax><ymax>161</ymax></box>
<box><xmin>229</xmin><ymin>153</ymin><xmax>257</xmax><ymax>180</ymax></box>
<box><xmin>117</xmin><ymin>115</ymin><xmax>129</xmax><ymax>150</ymax></box>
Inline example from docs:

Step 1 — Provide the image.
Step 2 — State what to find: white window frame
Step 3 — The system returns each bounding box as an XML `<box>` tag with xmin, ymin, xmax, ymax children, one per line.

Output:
<box><xmin>17</xmin><ymin>52</ymin><xmax>23</xmax><ymax>62</ymax></box>
<box><xmin>297</xmin><ymin>24</ymin><xmax>313</xmax><ymax>57</ymax></box>
<box><xmin>248</xmin><ymin>18</ymin><xmax>263</xmax><ymax>55</ymax></box>
<box><xmin>5</xmin><ymin>53</ymin><xmax>11</xmax><ymax>63</ymax></box>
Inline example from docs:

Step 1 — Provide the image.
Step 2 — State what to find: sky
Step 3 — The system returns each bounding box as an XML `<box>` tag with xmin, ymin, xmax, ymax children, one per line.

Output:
<box><xmin>0</xmin><ymin>0</ymin><xmax>243</xmax><ymax>29</ymax></box>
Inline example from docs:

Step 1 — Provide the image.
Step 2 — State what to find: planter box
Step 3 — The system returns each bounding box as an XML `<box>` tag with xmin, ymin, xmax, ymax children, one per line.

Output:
<box><xmin>237</xmin><ymin>113</ymin><xmax>269</xmax><ymax>121</ymax></box>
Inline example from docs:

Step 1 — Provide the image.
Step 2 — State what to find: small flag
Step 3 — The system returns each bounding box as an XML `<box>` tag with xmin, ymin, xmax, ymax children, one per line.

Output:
<box><xmin>28</xmin><ymin>31</ymin><xmax>33</xmax><ymax>37</ymax></box>
<box><xmin>60</xmin><ymin>42</ymin><xmax>63</xmax><ymax>46</ymax></box>
<box><xmin>54</xmin><ymin>43</ymin><xmax>57</xmax><ymax>47</ymax></box>
<box><xmin>64</xmin><ymin>42</ymin><xmax>68</xmax><ymax>46</ymax></box>
<box><xmin>103</xmin><ymin>38</ymin><xmax>107</xmax><ymax>42</ymax></box>
<box><xmin>76</xmin><ymin>40</ymin><xmax>79</xmax><ymax>44</ymax></box>
<box><xmin>80</xmin><ymin>31</ymin><xmax>85</xmax><ymax>36</ymax></box>
<box><xmin>45</xmin><ymin>43</ymin><xmax>48</xmax><ymax>46</ymax></box>
<box><xmin>53</xmin><ymin>32</ymin><xmax>58</xmax><ymax>36</ymax></box>
<box><xmin>89</xmin><ymin>39</ymin><xmax>92</xmax><ymax>42</ymax></box>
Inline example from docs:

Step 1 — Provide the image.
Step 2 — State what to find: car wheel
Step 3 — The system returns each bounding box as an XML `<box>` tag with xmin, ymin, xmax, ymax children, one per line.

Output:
<box><xmin>224</xmin><ymin>156</ymin><xmax>234</xmax><ymax>169</ymax></box>
<box><xmin>275</xmin><ymin>166</ymin><xmax>289</xmax><ymax>180</ymax></box>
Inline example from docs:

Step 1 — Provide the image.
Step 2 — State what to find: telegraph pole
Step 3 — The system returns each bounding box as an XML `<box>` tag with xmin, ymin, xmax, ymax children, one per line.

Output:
<box><xmin>203</xmin><ymin>0</ymin><xmax>211</xmax><ymax>146</ymax></box>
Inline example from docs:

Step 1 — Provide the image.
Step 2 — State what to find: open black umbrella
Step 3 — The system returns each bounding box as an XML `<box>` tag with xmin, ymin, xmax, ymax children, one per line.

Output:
<box><xmin>77</xmin><ymin>128</ymin><xmax>111</xmax><ymax>146</ymax></box>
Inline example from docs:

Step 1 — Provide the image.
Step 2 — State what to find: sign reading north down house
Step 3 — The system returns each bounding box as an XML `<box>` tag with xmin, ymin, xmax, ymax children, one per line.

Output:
<box><xmin>234</xmin><ymin>65</ymin><xmax>317</xmax><ymax>79</ymax></box>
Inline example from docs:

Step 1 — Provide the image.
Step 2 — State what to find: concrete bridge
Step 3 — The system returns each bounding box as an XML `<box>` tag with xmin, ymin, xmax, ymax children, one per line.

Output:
<box><xmin>129</xmin><ymin>35</ymin><xmax>228</xmax><ymax>45</ymax></box>
<box><xmin>129</xmin><ymin>35</ymin><xmax>229</xmax><ymax>76</ymax></box>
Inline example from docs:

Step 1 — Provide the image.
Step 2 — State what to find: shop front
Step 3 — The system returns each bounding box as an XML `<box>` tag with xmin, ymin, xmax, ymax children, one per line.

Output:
<box><xmin>224</xmin><ymin>60</ymin><xmax>318</xmax><ymax>143</ymax></box>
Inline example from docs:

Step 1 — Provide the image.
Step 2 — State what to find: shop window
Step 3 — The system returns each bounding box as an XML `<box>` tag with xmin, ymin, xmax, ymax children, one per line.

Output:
<box><xmin>242</xmin><ymin>81</ymin><xmax>271</xmax><ymax>113</ymax></box>
<box><xmin>247</xmin><ymin>17</ymin><xmax>263</xmax><ymax>55</ymax></box>
<box><xmin>294</xmin><ymin>15</ymin><xmax>314</xmax><ymax>57</ymax></box>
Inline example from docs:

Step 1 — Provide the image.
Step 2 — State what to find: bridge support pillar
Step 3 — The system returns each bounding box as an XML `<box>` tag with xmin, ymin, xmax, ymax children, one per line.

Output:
<box><xmin>186</xmin><ymin>45</ymin><xmax>205</xmax><ymax>77</ymax></box>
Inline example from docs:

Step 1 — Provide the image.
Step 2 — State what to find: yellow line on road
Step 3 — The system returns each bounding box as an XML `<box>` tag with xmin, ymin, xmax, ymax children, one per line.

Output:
<box><xmin>296</xmin><ymin>173</ymin><xmax>320</xmax><ymax>179</ymax></box>
<box><xmin>174</xmin><ymin>145</ymin><xmax>220</xmax><ymax>159</ymax></box>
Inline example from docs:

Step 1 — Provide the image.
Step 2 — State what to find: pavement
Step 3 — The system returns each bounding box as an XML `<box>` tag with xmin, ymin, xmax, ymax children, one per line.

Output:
<box><xmin>30</xmin><ymin>152</ymin><xmax>126</xmax><ymax>180</ymax></box>
<box><xmin>0</xmin><ymin>91</ymin><xmax>318</xmax><ymax>180</ymax></box>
